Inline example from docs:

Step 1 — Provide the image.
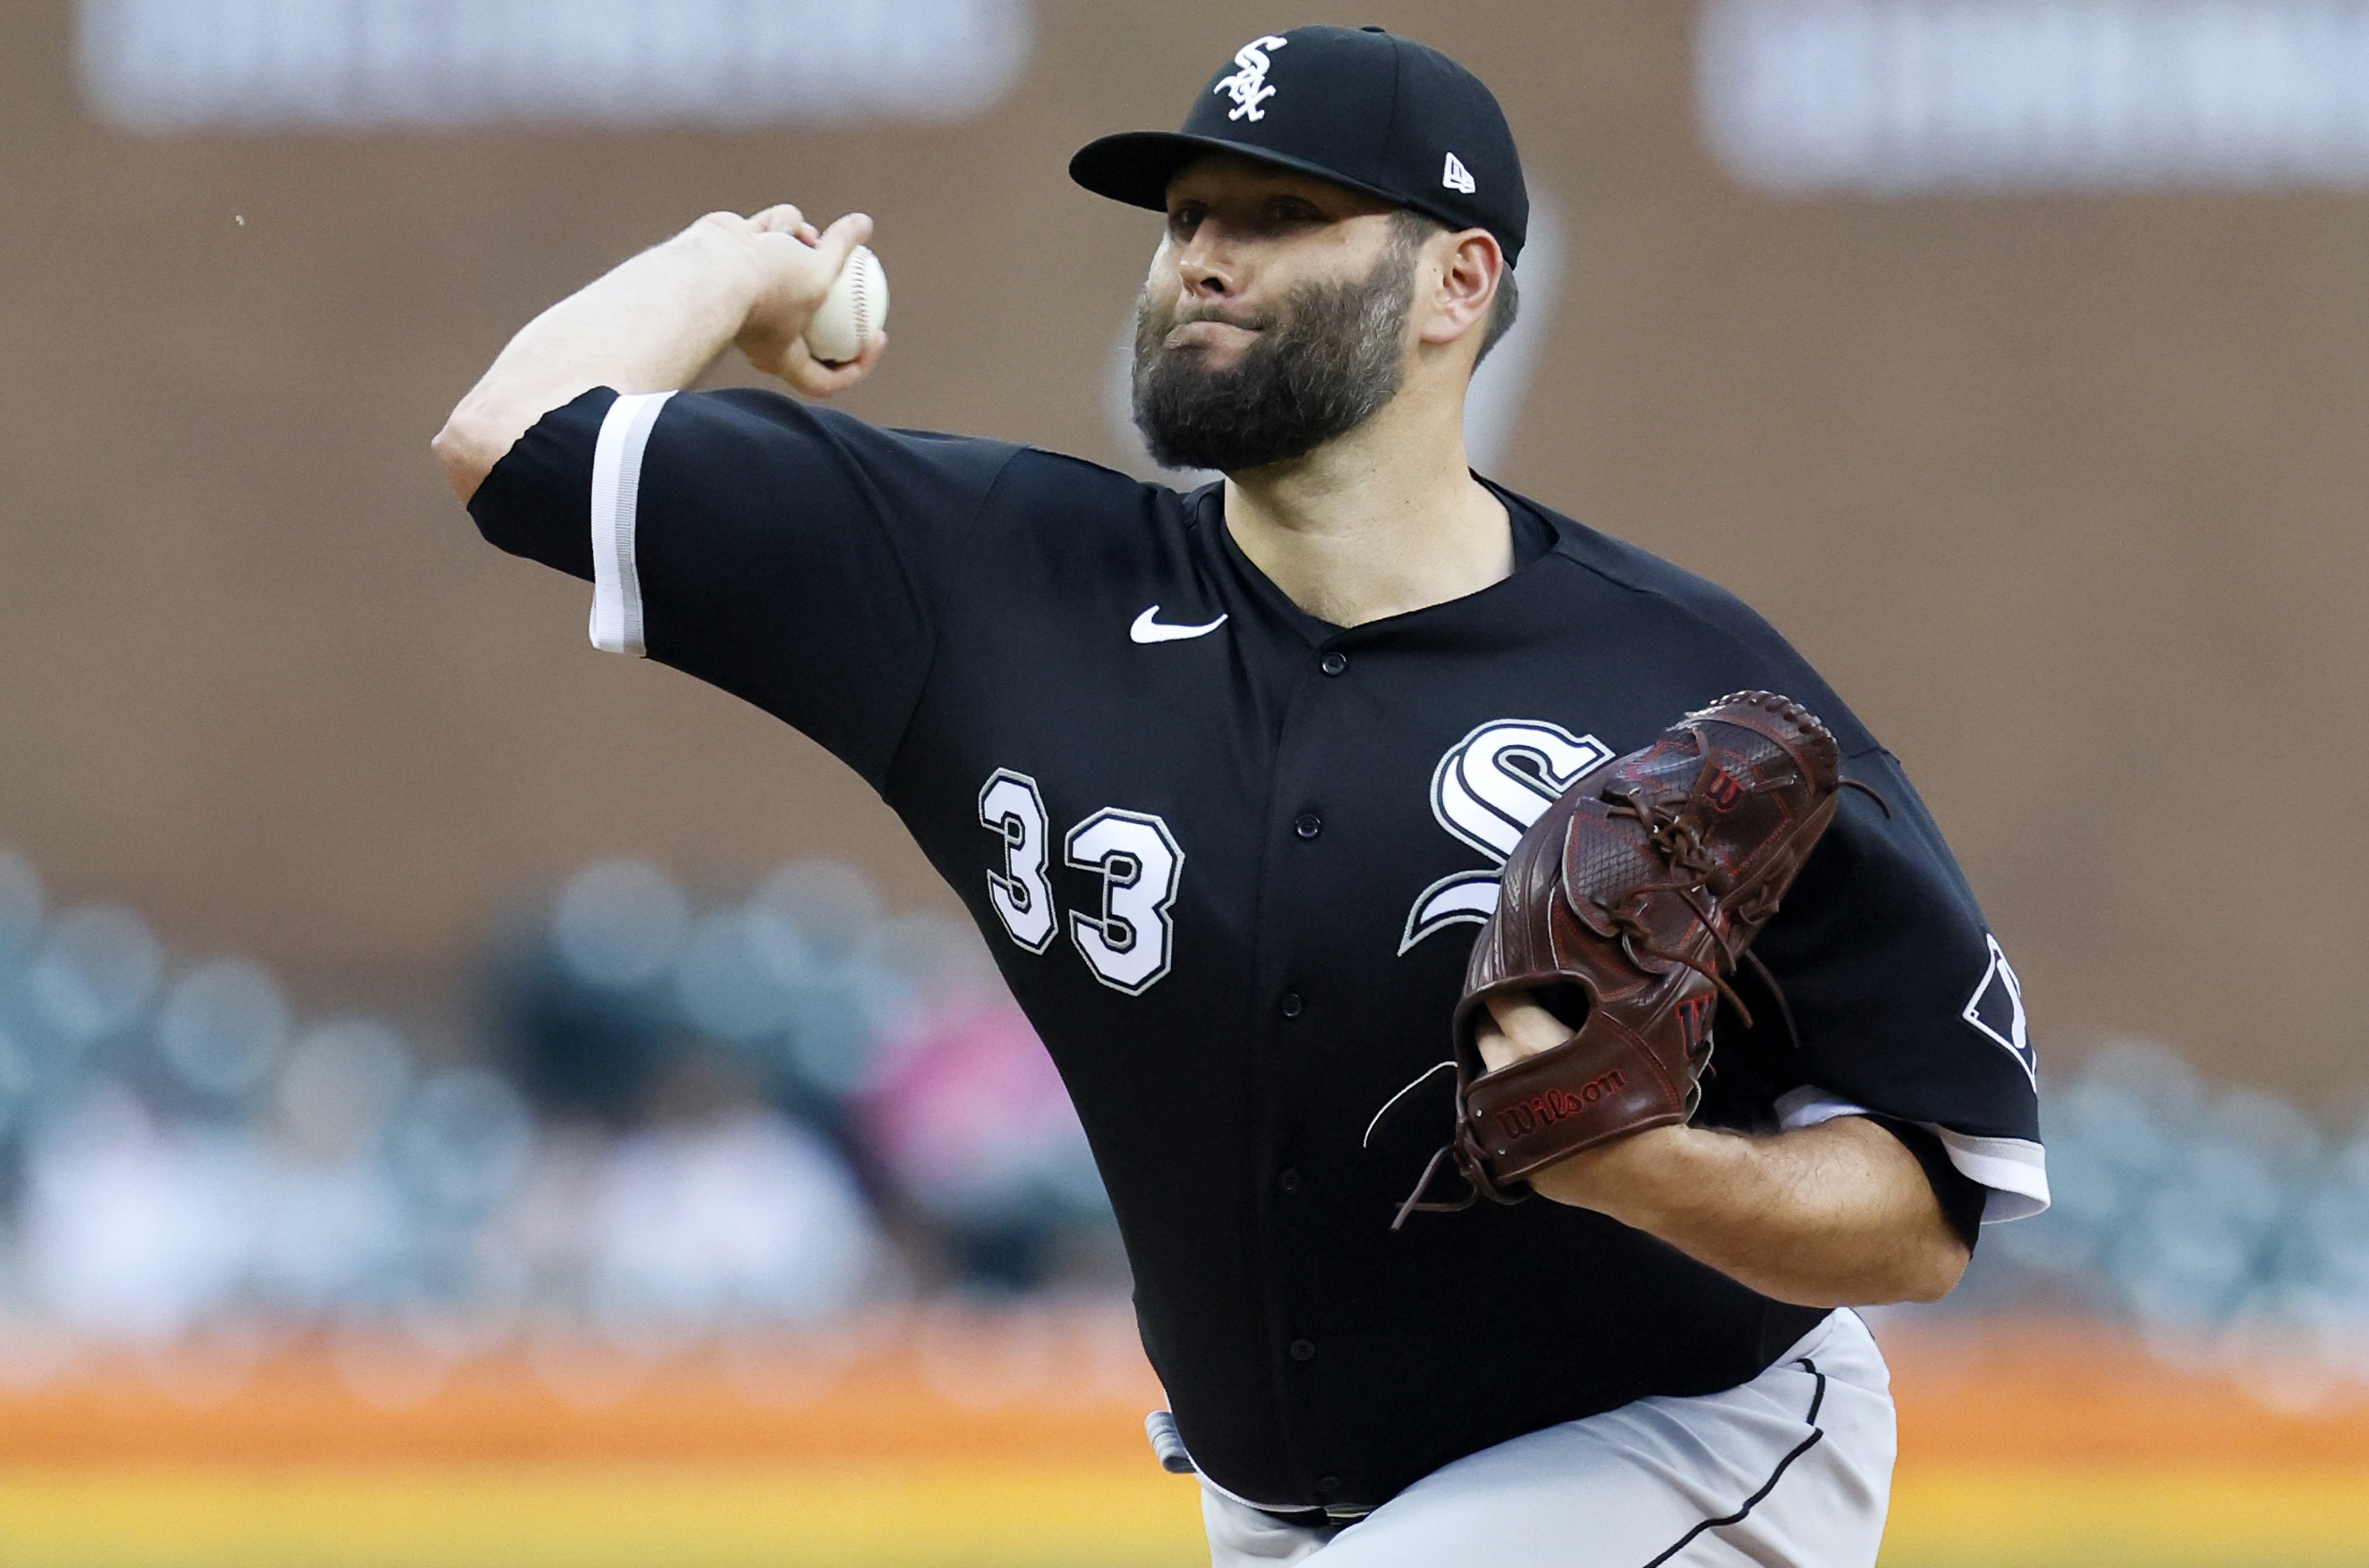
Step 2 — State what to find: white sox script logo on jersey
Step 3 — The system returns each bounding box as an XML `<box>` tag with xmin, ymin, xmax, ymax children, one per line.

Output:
<box><xmin>1399</xmin><ymin>719</ymin><xmax>1611</xmax><ymax>954</ymax></box>
<box><xmin>1213</xmin><ymin>35</ymin><xmax>1289</xmax><ymax>122</ymax></box>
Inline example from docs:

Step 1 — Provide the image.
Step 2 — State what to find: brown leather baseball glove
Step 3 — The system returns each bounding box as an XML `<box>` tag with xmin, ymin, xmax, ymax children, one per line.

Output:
<box><xmin>1388</xmin><ymin>691</ymin><xmax>1855</xmax><ymax>1228</ymax></box>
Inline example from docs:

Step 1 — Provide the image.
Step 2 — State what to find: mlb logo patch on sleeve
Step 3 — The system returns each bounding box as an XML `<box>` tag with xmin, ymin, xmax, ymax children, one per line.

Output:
<box><xmin>1962</xmin><ymin>934</ymin><xmax>2034</xmax><ymax>1084</ymax></box>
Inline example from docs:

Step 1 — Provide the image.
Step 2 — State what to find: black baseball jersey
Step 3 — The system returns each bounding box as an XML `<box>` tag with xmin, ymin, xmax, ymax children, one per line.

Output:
<box><xmin>470</xmin><ymin>386</ymin><xmax>2048</xmax><ymax>1513</ymax></box>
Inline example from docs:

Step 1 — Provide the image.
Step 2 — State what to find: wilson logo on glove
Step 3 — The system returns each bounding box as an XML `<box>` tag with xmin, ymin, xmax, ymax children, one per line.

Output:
<box><xmin>1491</xmin><ymin>1068</ymin><xmax>1628</xmax><ymax>1143</ymax></box>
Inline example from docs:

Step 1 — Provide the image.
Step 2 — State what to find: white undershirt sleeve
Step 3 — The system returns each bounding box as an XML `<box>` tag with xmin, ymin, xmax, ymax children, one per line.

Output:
<box><xmin>587</xmin><ymin>390</ymin><xmax>676</xmax><ymax>657</ymax></box>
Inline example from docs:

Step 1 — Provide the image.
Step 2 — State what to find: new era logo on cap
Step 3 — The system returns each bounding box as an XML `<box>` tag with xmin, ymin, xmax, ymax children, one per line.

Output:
<box><xmin>1442</xmin><ymin>152</ymin><xmax>1475</xmax><ymax>193</ymax></box>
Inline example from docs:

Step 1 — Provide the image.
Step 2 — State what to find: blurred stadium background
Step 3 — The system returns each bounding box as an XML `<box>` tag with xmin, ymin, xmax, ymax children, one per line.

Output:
<box><xmin>4</xmin><ymin>1</ymin><xmax>2369</xmax><ymax>1564</ymax></box>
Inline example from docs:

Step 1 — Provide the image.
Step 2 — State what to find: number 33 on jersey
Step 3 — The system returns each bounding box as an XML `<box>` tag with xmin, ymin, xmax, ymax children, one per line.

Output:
<box><xmin>980</xmin><ymin>767</ymin><xmax>1184</xmax><ymax>996</ymax></box>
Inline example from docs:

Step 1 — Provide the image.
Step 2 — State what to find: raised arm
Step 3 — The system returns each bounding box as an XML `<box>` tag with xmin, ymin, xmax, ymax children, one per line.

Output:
<box><xmin>1478</xmin><ymin>996</ymin><xmax>1972</xmax><ymax>1308</ymax></box>
<box><xmin>431</xmin><ymin>207</ymin><xmax>885</xmax><ymax>502</ymax></box>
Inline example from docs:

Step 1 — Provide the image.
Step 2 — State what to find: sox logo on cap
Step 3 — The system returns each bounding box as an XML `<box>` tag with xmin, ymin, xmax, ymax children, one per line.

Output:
<box><xmin>1214</xmin><ymin>35</ymin><xmax>1288</xmax><ymax>122</ymax></box>
<box><xmin>1069</xmin><ymin>25</ymin><xmax>1534</xmax><ymax>266</ymax></box>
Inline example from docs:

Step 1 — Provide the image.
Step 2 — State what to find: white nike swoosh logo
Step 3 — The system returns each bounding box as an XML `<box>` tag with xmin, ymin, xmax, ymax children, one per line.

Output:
<box><xmin>1130</xmin><ymin>605</ymin><xmax>1229</xmax><ymax>644</ymax></box>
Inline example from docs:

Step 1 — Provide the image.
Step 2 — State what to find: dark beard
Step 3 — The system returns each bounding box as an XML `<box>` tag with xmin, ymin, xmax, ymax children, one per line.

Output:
<box><xmin>1130</xmin><ymin>242</ymin><xmax>1416</xmax><ymax>474</ymax></box>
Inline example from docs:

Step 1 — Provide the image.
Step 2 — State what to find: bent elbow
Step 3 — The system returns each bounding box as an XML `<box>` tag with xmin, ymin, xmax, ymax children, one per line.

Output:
<box><xmin>430</xmin><ymin>417</ymin><xmax>488</xmax><ymax>504</ymax></box>
<box><xmin>1898</xmin><ymin>1234</ymin><xmax>1973</xmax><ymax>1305</ymax></box>
<box><xmin>430</xmin><ymin>406</ymin><xmax>510</xmax><ymax>504</ymax></box>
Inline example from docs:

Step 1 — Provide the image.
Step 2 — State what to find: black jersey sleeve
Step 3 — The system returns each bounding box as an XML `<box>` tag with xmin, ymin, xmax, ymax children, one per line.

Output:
<box><xmin>1741</xmin><ymin>742</ymin><xmax>2049</xmax><ymax>1225</ymax></box>
<box><xmin>1552</xmin><ymin>520</ymin><xmax>2051</xmax><ymax>1227</ymax></box>
<box><xmin>467</xmin><ymin>386</ymin><xmax>1023</xmax><ymax>790</ymax></box>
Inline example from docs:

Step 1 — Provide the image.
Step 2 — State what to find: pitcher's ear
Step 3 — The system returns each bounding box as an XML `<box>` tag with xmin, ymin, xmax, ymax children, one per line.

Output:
<box><xmin>1417</xmin><ymin>226</ymin><xmax>1505</xmax><ymax>352</ymax></box>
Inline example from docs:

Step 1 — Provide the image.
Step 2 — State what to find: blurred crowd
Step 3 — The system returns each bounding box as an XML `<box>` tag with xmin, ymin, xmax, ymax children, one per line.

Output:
<box><xmin>0</xmin><ymin>848</ymin><xmax>1117</xmax><ymax>1383</ymax></box>
<box><xmin>1956</xmin><ymin>1038</ymin><xmax>2369</xmax><ymax>1401</ymax></box>
<box><xmin>2</xmin><ymin>842</ymin><xmax>2365</xmax><ymax>1405</ymax></box>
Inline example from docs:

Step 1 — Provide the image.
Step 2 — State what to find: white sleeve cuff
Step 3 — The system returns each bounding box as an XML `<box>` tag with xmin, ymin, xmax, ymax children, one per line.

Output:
<box><xmin>587</xmin><ymin>390</ymin><xmax>675</xmax><ymax>657</ymax></box>
<box><xmin>1772</xmin><ymin>1086</ymin><xmax>2051</xmax><ymax>1225</ymax></box>
<box><xmin>1930</xmin><ymin>1128</ymin><xmax>2050</xmax><ymax>1223</ymax></box>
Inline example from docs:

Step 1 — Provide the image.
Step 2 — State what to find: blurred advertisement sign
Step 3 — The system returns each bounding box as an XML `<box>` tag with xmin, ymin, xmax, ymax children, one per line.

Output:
<box><xmin>1701</xmin><ymin>0</ymin><xmax>2369</xmax><ymax>192</ymax></box>
<box><xmin>77</xmin><ymin>0</ymin><xmax>1033</xmax><ymax>131</ymax></box>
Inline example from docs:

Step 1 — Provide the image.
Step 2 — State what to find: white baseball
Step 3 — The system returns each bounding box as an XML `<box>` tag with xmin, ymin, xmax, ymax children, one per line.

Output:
<box><xmin>803</xmin><ymin>244</ymin><xmax>888</xmax><ymax>365</ymax></box>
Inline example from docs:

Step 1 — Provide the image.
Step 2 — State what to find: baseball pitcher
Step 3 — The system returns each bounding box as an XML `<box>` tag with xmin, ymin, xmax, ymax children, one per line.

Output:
<box><xmin>434</xmin><ymin>26</ymin><xmax>2047</xmax><ymax>1565</ymax></box>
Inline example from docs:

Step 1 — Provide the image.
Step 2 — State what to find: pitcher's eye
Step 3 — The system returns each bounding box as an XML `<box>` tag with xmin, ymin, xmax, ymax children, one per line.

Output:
<box><xmin>1257</xmin><ymin>197</ymin><xmax>1328</xmax><ymax>230</ymax></box>
<box><xmin>1167</xmin><ymin>205</ymin><xmax>1205</xmax><ymax>239</ymax></box>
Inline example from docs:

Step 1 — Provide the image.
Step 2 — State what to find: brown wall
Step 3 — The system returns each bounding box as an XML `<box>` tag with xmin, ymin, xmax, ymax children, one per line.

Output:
<box><xmin>3</xmin><ymin>4</ymin><xmax>2364</xmax><ymax>1105</ymax></box>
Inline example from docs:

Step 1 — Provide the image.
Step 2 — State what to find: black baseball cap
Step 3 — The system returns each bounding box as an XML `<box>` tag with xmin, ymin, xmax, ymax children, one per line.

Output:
<box><xmin>1070</xmin><ymin>24</ymin><xmax>1529</xmax><ymax>266</ymax></box>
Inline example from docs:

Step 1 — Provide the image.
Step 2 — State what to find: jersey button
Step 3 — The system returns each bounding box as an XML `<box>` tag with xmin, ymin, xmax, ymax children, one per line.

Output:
<box><xmin>1320</xmin><ymin>651</ymin><xmax>1349</xmax><ymax>676</ymax></box>
<box><xmin>1293</xmin><ymin>812</ymin><xmax>1322</xmax><ymax>840</ymax></box>
<box><xmin>1279</xmin><ymin>992</ymin><xmax>1303</xmax><ymax>1019</ymax></box>
<box><xmin>1278</xmin><ymin>1168</ymin><xmax>1303</xmax><ymax>1192</ymax></box>
<box><xmin>1289</xmin><ymin>1338</ymin><xmax>1316</xmax><ymax>1362</ymax></box>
